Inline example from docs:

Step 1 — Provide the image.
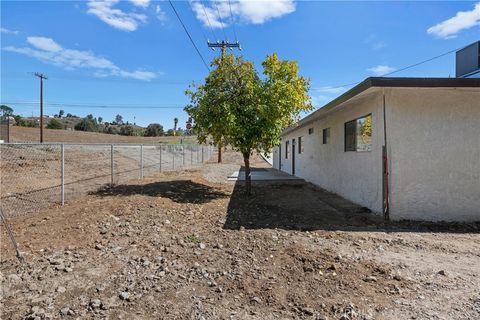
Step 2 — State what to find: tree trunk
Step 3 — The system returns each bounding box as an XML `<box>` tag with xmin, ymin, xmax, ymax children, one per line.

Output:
<box><xmin>217</xmin><ymin>140</ymin><xmax>222</xmax><ymax>163</ymax></box>
<box><xmin>243</xmin><ymin>152</ymin><xmax>251</xmax><ymax>195</ymax></box>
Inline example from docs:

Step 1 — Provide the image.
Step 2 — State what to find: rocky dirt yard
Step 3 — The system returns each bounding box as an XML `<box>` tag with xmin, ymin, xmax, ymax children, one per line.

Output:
<box><xmin>1</xmin><ymin>151</ymin><xmax>479</xmax><ymax>319</ymax></box>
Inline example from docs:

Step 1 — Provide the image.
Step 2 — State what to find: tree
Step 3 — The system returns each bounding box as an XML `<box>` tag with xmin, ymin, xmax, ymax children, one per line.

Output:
<box><xmin>59</xmin><ymin>109</ymin><xmax>64</xmax><ymax>118</ymax></box>
<box><xmin>115</xmin><ymin>114</ymin><xmax>123</xmax><ymax>125</ymax></box>
<box><xmin>120</xmin><ymin>125</ymin><xmax>135</xmax><ymax>136</ymax></box>
<box><xmin>46</xmin><ymin>118</ymin><xmax>63</xmax><ymax>129</ymax></box>
<box><xmin>0</xmin><ymin>105</ymin><xmax>13</xmax><ymax>116</ymax></box>
<box><xmin>145</xmin><ymin>123</ymin><xmax>164</xmax><ymax>137</ymax></box>
<box><xmin>173</xmin><ymin>118</ymin><xmax>178</xmax><ymax>136</ymax></box>
<box><xmin>186</xmin><ymin>53</ymin><xmax>312</xmax><ymax>194</ymax></box>
<box><xmin>75</xmin><ymin>116</ymin><xmax>99</xmax><ymax>132</ymax></box>
<box><xmin>98</xmin><ymin>117</ymin><xmax>103</xmax><ymax>124</ymax></box>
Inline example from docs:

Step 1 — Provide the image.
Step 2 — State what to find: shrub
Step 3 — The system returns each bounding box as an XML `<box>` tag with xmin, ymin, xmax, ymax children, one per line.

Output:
<box><xmin>46</xmin><ymin>118</ymin><xmax>63</xmax><ymax>129</ymax></box>
<box><xmin>75</xmin><ymin>117</ymin><xmax>100</xmax><ymax>132</ymax></box>
<box><xmin>145</xmin><ymin>123</ymin><xmax>164</xmax><ymax>137</ymax></box>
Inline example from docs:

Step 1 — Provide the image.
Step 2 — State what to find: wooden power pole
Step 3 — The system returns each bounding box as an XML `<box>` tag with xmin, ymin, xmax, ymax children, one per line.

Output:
<box><xmin>207</xmin><ymin>40</ymin><xmax>241</xmax><ymax>163</ymax></box>
<box><xmin>34</xmin><ymin>72</ymin><xmax>48</xmax><ymax>143</ymax></box>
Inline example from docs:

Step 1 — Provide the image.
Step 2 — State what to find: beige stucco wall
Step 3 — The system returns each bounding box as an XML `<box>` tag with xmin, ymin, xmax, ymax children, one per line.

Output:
<box><xmin>387</xmin><ymin>87</ymin><xmax>480</xmax><ymax>221</ymax></box>
<box><xmin>276</xmin><ymin>89</ymin><xmax>385</xmax><ymax>214</ymax></box>
<box><xmin>274</xmin><ymin>86</ymin><xmax>480</xmax><ymax>221</ymax></box>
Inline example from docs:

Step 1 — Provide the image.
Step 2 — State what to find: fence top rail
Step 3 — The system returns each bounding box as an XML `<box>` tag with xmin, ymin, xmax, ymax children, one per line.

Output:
<box><xmin>0</xmin><ymin>142</ymin><xmax>209</xmax><ymax>147</ymax></box>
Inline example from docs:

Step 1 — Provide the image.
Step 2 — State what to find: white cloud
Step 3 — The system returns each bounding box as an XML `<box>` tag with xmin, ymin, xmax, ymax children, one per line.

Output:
<box><xmin>427</xmin><ymin>2</ymin><xmax>480</xmax><ymax>39</ymax></box>
<box><xmin>129</xmin><ymin>0</ymin><xmax>150</xmax><ymax>8</ymax></box>
<box><xmin>1</xmin><ymin>27</ymin><xmax>20</xmax><ymax>35</ymax></box>
<box><xmin>87</xmin><ymin>0</ymin><xmax>147</xmax><ymax>31</ymax></box>
<box><xmin>3</xmin><ymin>36</ymin><xmax>157</xmax><ymax>81</ymax></box>
<box><xmin>27</xmin><ymin>37</ymin><xmax>63</xmax><ymax>52</ymax></box>
<box><xmin>191</xmin><ymin>0</ymin><xmax>295</xmax><ymax>29</ymax></box>
<box><xmin>316</xmin><ymin>86</ymin><xmax>347</xmax><ymax>94</ymax></box>
<box><xmin>367</xmin><ymin>65</ymin><xmax>396</xmax><ymax>76</ymax></box>
<box><xmin>156</xmin><ymin>5</ymin><xmax>167</xmax><ymax>22</ymax></box>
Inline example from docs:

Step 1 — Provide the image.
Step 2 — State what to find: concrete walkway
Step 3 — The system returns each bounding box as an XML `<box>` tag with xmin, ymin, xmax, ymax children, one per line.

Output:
<box><xmin>228</xmin><ymin>167</ymin><xmax>302</xmax><ymax>182</ymax></box>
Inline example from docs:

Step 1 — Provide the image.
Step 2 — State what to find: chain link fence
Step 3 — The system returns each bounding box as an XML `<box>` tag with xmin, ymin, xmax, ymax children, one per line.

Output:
<box><xmin>0</xmin><ymin>143</ymin><xmax>214</xmax><ymax>218</ymax></box>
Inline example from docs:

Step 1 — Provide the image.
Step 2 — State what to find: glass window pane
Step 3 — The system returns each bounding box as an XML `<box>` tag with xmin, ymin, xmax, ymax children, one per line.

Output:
<box><xmin>356</xmin><ymin>115</ymin><xmax>372</xmax><ymax>152</ymax></box>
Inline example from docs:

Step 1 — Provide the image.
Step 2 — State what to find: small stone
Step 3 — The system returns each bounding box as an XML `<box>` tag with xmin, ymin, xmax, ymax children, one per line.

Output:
<box><xmin>59</xmin><ymin>307</ymin><xmax>70</xmax><ymax>316</ymax></box>
<box><xmin>119</xmin><ymin>291</ymin><xmax>130</xmax><ymax>300</ymax></box>
<box><xmin>57</xmin><ymin>286</ymin><xmax>66</xmax><ymax>293</ymax></box>
<box><xmin>8</xmin><ymin>274</ymin><xmax>21</xmax><ymax>282</ymax></box>
<box><xmin>250</xmin><ymin>296</ymin><xmax>261</xmax><ymax>304</ymax></box>
<box><xmin>364</xmin><ymin>276</ymin><xmax>378</xmax><ymax>282</ymax></box>
<box><xmin>90</xmin><ymin>299</ymin><xmax>102</xmax><ymax>309</ymax></box>
<box><xmin>438</xmin><ymin>270</ymin><xmax>447</xmax><ymax>276</ymax></box>
<box><xmin>199</xmin><ymin>243</ymin><xmax>206</xmax><ymax>249</ymax></box>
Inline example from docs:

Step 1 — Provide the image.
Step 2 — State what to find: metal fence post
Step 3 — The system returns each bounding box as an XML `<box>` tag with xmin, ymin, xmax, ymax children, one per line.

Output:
<box><xmin>140</xmin><ymin>144</ymin><xmax>144</xmax><ymax>179</ymax></box>
<box><xmin>182</xmin><ymin>145</ymin><xmax>185</xmax><ymax>167</ymax></box>
<box><xmin>202</xmin><ymin>146</ymin><xmax>204</xmax><ymax>163</ymax></box>
<box><xmin>172</xmin><ymin>145</ymin><xmax>175</xmax><ymax>170</ymax></box>
<box><xmin>159</xmin><ymin>144</ymin><xmax>162</xmax><ymax>172</ymax></box>
<box><xmin>61</xmin><ymin>143</ymin><xmax>65</xmax><ymax>206</ymax></box>
<box><xmin>190</xmin><ymin>145</ymin><xmax>193</xmax><ymax>166</ymax></box>
<box><xmin>110</xmin><ymin>144</ymin><xmax>114</xmax><ymax>186</ymax></box>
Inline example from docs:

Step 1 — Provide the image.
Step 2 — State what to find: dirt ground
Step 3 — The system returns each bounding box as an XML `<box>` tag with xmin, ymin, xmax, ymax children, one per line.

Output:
<box><xmin>1</xmin><ymin>151</ymin><xmax>479</xmax><ymax>319</ymax></box>
<box><xmin>9</xmin><ymin>126</ymin><xmax>197</xmax><ymax>144</ymax></box>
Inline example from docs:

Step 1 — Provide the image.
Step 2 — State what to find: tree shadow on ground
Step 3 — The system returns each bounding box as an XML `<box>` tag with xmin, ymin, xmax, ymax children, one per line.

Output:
<box><xmin>224</xmin><ymin>168</ymin><xmax>480</xmax><ymax>234</ymax></box>
<box><xmin>93</xmin><ymin>180</ymin><xmax>229</xmax><ymax>204</ymax></box>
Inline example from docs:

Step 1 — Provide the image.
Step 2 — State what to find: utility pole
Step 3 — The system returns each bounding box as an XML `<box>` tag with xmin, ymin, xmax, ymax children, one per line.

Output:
<box><xmin>207</xmin><ymin>40</ymin><xmax>241</xmax><ymax>163</ymax></box>
<box><xmin>34</xmin><ymin>72</ymin><xmax>48</xmax><ymax>143</ymax></box>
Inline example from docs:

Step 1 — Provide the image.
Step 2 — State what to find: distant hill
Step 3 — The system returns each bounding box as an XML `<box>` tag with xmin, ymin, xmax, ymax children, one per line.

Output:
<box><xmin>10</xmin><ymin>126</ymin><xmax>197</xmax><ymax>144</ymax></box>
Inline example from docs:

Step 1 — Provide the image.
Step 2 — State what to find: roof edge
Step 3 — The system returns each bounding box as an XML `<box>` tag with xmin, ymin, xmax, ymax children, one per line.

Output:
<box><xmin>282</xmin><ymin>77</ymin><xmax>480</xmax><ymax>135</ymax></box>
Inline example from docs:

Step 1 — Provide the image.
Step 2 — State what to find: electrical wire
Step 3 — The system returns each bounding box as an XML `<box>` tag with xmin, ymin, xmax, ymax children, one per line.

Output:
<box><xmin>227</xmin><ymin>0</ymin><xmax>238</xmax><ymax>42</ymax></box>
<box><xmin>188</xmin><ymin>0</ymin><xmax>210</xmax><ymax>44</ymax></box>
<box><xmin>201</xmin><ymin>0</ymin><xmax>218</xmax><ymax>41</ymax></box>
<box><xmin>213</xmin><ymin>0</ymin><xmax>228</xmax><ymax>40</ymax></box>
<box><xmin>328</xmin><ymin>46</ymin><xmax>464</xmax><ymax>89</ymax></box>
<box><xmin>1</xmin><ymin>101</ymin><xmax>185</xmax><ymax>109</ymax></box>
<box><xmin>168</xmin><ymin>0</ymin><xmax>210</xmax><ymax>72</ymax></box>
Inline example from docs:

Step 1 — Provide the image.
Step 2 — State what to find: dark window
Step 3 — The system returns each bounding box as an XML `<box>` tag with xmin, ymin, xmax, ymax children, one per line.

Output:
<box><xmin>308</xmin><ymin>128</ymin><xmax>314</xmax><ymax>135</ymax></box>
<box><xmin>298</xmin><ymin>136</ymin><xmax>304</xmax><ymax>154</ymax></box>
<box><xmin>344</xmin><ymin>114</ymin><xmax>372</xmax><ymax>152</ymax></box>
<box><xmin>285</xmin><ymin>140</ymin><xmax>290</xmax><ymax>159</ymax></box>
<box><xmin>322</xmin><ymin>128</ymin><xmax>330</xmax><ymax>144</ymax></box>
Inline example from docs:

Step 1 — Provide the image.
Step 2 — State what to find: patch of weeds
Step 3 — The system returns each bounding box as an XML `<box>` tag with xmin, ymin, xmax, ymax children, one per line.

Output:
<box><xmin>186</xmin><ymin>234</ymin><xmax>201</xmax><ymax>244</ymax></box>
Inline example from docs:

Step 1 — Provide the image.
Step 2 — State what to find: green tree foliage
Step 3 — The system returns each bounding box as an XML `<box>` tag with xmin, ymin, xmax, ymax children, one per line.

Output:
<box><xmin>17</xmin><ymin>119</ymin><xmax>37</xmax><ymax>127</ymax></box>
<box><xmin>46</xmin><ymin>118</ymin><xmax>63</xmax><ymax>129</ymax></box>
<box><xmin>145</xmin><ymin>123</ymin><xmax>164</xmax><ymax>137</ymax></box>
<box><xmin>98</xmin><ymin>117</ymin><xmax>103</xmax><ymax>124</ymax></box>
<box><xmin>1</xmin><ymin>105</ymin><xmax>14</xmax><ymax>116</ymax></box>
<box><xmin>185</xmin><ymin>53</ymin><xmax>312</xmax><ymax>193</ymax></box>
<box><xmin>173</xmin><ymin>117</ymin><xmax>178</xmax><ymax>136</ymax></box>
<box><xmin>115</xmin><ymin>114</ymin><xmax>123</xmax><ymax>125</ymax></box>
<box><xmin>119</xmin><ymin>125</ymin><xmax>135</xmax><ymax>136</ymax></box>
<box><xmin>59</xmin><ymin>109</ymin><xmax>65</xmax><ymax>117</ymax></box>
<box><xmin>75</xmin><ymin>116</ymin><xmax>100</xmax><ymax>132</ymax></box>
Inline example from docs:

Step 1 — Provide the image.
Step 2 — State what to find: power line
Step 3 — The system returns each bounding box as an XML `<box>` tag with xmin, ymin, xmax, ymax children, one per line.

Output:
<box><xmin>227</xmin><ymin>0</ymin><xmax>238</xmax><ymax>42</ymax></box>
<box><xmin>2</xmin><ymin>73</ymin><xmax>201</xmax><ymax>85</ymax></box>
<box><xmin>329</xmin><ymin>46</ymin><xmax>464</xmax><ymax>89</ymax></box>
<box><xmin>213</xmin><ymin>0</ymin><xmax>228</xmax><ymax>40</ymax></box>
<box><xmin>168</xmin><ymin>0</ymin><xmax>210</xmax><ymax>72</ymax></box>
<box><xmin>201</xmin><ymin>0</ymin><xmax>218</xmax><ymax>41</ymax></box>
<box><xmin>188</xmin><ymin>0</ymin><xmax>210</xmax><ymax>44</ymax></box>
<box><xmin>2</xmin><ymin>101</ymin><xmax>185</xmax><ymax>109</ymax></box>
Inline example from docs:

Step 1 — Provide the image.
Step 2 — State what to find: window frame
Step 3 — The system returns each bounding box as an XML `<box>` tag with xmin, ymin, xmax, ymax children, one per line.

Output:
<box><xmin>308</xmin><ymin>128</ymin><xmax>314</xmax><ymax>135</ymax></box>
<box><xmin>322</xmin><ymin>128</ymin><xmax>330</xmax><ymax>145</ymax></box>
<box><xmin>344</xmin><ymin>113</ymin><xmax>372</xmax><ymax>152</ymax></box>
<box><xmin>285</xmin><ymin>140</ymin><xmax>290</xmax><ymax>159</ymax></box>
<box><xmin>298</xmin><ymin>136</ymin><xmax>304</xmax><ymax>154</ymax></box>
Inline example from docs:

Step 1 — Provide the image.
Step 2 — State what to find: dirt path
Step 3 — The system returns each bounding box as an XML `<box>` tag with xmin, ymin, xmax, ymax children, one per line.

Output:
<box><xmin>1</xmin><ymin>151</ymin><xmax>479</xmax><ymax>319</ymax></box>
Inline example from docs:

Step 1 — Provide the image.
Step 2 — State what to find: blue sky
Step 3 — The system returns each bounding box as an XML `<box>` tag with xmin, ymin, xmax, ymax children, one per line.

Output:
<box><xmin>1</xmin><ymin>1</ymin><xmax>479</xmax><ymax>128</ymax></box>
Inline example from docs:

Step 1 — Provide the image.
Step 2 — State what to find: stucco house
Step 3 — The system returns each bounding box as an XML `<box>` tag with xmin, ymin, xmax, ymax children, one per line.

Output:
<box><xmin>272</xmin><ymin>77</ymin><xmax>480</xmax><ymax>221</ymax></box>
